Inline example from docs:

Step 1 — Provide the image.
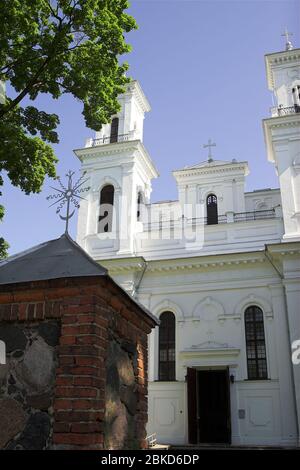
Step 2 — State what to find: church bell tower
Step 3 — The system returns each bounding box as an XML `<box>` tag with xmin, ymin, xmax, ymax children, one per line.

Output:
<box><xmin>74</xmin><ymin>80</ymin><xmax>158</xmax><ymax>259</ymax></box>
<box><xmin>263</xmin><ymin>34</ymin><xmax>300</xmax><ymax>241</ymax></box>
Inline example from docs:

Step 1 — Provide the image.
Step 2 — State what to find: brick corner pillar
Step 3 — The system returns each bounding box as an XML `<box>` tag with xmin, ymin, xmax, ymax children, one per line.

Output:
<box><xmin>52</xmin><ymin>286</ymin><xmax>108</xmax><ymax>450</ymax></box>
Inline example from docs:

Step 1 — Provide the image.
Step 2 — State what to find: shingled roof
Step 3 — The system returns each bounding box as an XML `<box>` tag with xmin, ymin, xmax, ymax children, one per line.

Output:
<box><xmin>0</xmin><ymin>233</ymin><xmax>159</xmax><ymax>325</ymax></box>
<box><xmin>0</xmin><ymin>233</ymin><xmax>107</xmax><ymax>285</ymax></box>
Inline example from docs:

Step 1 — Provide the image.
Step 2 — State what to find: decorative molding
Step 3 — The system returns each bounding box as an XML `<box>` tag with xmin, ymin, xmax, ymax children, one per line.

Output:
<box><xmin>234</xmin><ymin>294</ymin><xmax>273</xmax><ymax>319</ymax></box>
<box><xmin>126</xmin><ymin>80</ymin><xmax>151</xmax><ymax>113</ymax></box>
<box><xmin>99</xmin><ymin>176</ymin><xmax>121</xmax><ymax>193</ymax></box>
<box><xmin>263</xmin><ymin>115</ymin><xmax>300</xmax><ymax>131</ymax></box>
<box><xmin>152</xmin><ymin>299</ymin><xmax>185</xmax><ymax>320</ymax></box>
<box><xmin>218</xmin><ymin>314</ymin><xmax>242</xmax><ymax>324</ymax></box>
<box><xmin>146</xmin><ymin>256</ymin><xmax>266</xmax><ymax>274</ymax></box>
<box><xmin>265</xmin><ymin>48</ymin><xmax>300</xmax><ymax>89</ymax></box>
<box><xmin>74</xmin><ymin>140</ymin><xmax>159</xmax><ymax>180</ymax></box>
<box><xmin>173</xmin><ymin>163</ymin><xmax>249</xmax><ymax>179</ymax></box>
<box><xmin>192</xmin><ymin>296</ymin><xmax>225</xmax><ymax>319</ymax></box>
<box><xmin>180</xmin><ymin>341</ymin><xmax>240</xmax><ymax>358</ymax></box>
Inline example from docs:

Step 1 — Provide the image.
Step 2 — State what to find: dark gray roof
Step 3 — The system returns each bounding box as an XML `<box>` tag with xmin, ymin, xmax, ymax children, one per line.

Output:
<box><xmin>0</xmin><ymin>233</ymin><xmax>159</xmax><ymax>326</ymax></box>
<box><xmin>0</xmin><ymin>233</ymin><xmax>107</xmax><ymax>285</ymax></box>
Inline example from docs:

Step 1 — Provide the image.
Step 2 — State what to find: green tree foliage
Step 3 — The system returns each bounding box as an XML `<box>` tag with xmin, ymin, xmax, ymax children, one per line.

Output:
<box><xmin>0</xmin><ymin>0</ymin><xmax>137</xmax><ymax>257</ymax></box>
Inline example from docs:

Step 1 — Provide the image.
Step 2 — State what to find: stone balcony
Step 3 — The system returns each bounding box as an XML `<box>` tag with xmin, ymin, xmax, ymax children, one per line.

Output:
<box><xmin>142</xmin><ymin>209</ymin><xmax>278</xmax><ymax>232</ymax></box>
<box><xmin>270</xmin><ymin>104</ymin><xmax>300</xmax><ymax>117</ymax></box>
<box><xmin>85</xmin><ymin>131</ymin><xmax>137</xmax><ymax>148</ymax></box>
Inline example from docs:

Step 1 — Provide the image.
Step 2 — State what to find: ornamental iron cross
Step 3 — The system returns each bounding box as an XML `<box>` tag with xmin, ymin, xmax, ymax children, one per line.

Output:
<box><xmin>47</xmin><ymin>170</ymin><xmax>90</xmax><ymax>234</ymax></box>
<box><xmin>203</xmin><ymin>139</ymin><xmax>216</xmax><ymax>162</ymax></box>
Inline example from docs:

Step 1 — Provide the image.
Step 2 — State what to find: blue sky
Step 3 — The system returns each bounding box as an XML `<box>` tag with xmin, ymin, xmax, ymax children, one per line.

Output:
<box><xmin>1</xmin><ymin>0</ymin><xmax>300</xmax><ymax>255</ymax></box>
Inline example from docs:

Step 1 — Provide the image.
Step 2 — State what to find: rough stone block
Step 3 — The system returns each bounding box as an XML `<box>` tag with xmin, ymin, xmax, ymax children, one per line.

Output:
<box><xmin>16</xmin><ymin>337</ymin><xmax>55</xmax><ymax>393</ymax></box>
<box><xmin>0</xmin><ymin>398</ymin><xmax>26</xmax><ymax>449</ymax></box>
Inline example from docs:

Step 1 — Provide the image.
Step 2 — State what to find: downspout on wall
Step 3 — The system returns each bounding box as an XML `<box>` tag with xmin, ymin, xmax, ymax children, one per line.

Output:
<box><xmin>132</xmin><ymin>258</ymin><xmax>148</xmax><ymax>299</ymax></box>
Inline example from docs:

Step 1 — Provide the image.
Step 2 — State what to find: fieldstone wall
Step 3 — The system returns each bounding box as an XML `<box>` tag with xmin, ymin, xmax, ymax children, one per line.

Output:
<box><xmin>0</xmin><ymin>276</ymin><xmax>155</xmax><ymax>450</ymax></box>
<box><xmin>0</xmin><ymin>321</ymin><xmax>60</xmax><ymax>449</ymax></box>
<box><xmin>105</xmin><ymin>313</ymin><xmax>147</xmax><ymax>449</ymax></box>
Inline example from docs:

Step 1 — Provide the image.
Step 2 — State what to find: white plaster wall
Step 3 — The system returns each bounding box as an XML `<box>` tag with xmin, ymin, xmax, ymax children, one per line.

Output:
<box><xmin>245</xmin><ymin>189</ymin><xmax>281</xmax><ymax>212</ymax></box>
<box><xmin>113</xmin><ymin>260</ymin><xmax>298</xmax><ymax>446</ymax></box>
<box><xmin>267</xmin><ymin>127</ymin><xmax>300</xmax><ymax>239</ymax></box>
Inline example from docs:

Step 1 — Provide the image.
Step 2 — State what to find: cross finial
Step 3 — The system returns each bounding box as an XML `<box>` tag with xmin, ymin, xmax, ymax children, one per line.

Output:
<box><xmin>281</xmin><ymin>28</ymin><xmax>293</xmax><ymax>51</ymax></box>
<box><xmin>203</xmin><ymin>139</ymin><xmax>216</xmax><ymax>163</ymax></box>
<box><xmin>47</xmin><ymin>170</ymin><xmax>90</xmax><ymax>234</ymax></box>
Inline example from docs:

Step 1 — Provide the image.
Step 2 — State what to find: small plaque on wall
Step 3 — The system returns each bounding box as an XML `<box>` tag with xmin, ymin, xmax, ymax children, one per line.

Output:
<box><xmin>238</xmin><ymin>409</ymin><xmax>245</xmax><ymax>419</ymax></box>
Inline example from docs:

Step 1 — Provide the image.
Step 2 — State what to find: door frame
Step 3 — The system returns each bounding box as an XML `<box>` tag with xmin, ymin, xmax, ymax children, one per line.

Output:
<box><xmin>186</xmin><ymin>366</ymin><xmax>232</xmax><ymax>445</ymax></box>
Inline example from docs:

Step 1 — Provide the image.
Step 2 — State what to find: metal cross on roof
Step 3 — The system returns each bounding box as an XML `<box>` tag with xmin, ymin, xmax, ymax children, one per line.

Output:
<box><xmin>281</xmin><ymin>28</ymin><xmax>293</xmax><ymax>51</ymax></box>
<box><xmin>203</xmin><ymin>139</ymin><xmax>216</xmax><ymax>163</ymax></box>
<box><xmin>47</xmin><ymin>170</ymin><xmax>90</xmax><ymax>234</ymax></box>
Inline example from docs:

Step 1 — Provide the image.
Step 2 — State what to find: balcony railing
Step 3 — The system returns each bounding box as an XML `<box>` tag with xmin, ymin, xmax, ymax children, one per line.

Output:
<box><xmin>91</xmin><ymin>133</ymin><xmax>131</xmax><ymax>146</ymax></box>
<box><xmin>191</xmin><ymin>215</ymin><xmax>228</xmax><ymax>225</ymax></box>
<box><xmin>143</xmin><ymin>210</ymin><xmax>277</xmax><ymax>231</ymax></box>
<box><xmin>233</xmin><ymin>209</ymin><xmax>276</xmax><ymax>222</ymax></box>
<box><xmin>271</xmin><ymin>104</ymin><xmax>300</xmax><ymax>117</ymax></box>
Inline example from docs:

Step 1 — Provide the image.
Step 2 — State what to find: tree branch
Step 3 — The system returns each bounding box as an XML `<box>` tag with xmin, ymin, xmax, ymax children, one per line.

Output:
<box><xmin>0</xmin><ymin>55</ymin><xmax>53</xmax><ymax>118</ymax></box>
<box><xmin>0</xmin><ymin>18</ymin><xmax>73</xmax><ymax>118</ymax></box>
<box><xmin>45</xmin><ymin>0</ymin><xmax>63</xmax><ymax>25</ymax></box>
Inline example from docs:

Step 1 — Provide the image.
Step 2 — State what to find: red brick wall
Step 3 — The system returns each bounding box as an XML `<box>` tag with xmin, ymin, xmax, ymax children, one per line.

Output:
<box><xmin>0</xmin><ymin>276</ymin><xmax>154</xmax><ymax>450</ymax></box>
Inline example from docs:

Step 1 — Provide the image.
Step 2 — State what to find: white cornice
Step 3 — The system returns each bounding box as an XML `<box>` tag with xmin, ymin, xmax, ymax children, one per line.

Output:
<box><xmin>265</xmin><ymin>48</ymin><xmax>300</xmax><ymax>90</ymax></box>
<box><xmin>98</xmin><ymin>257</ymin><xmax>146</xmax><ymax>274</ymax></box>
<box><xmin>245</xmin><ymin>188</ymin><xmax>280</xmax><ymax>195</ymax></box>
<box><xmin>263</xmin><ymin>114</ymin><xmax>300</xmax><ymax>130</ymax></box>
<box><xmin>173</xmin><ymin>161</ymin><xmax>249</xmax><ymax>180</ymax></box>
<box><xmin>267</xmin><ymin>241</ymin><xmax>300</xmax><ymax>257</ymax></box>
<box><xmin>98</xmin><ymin>251</ymin><xmax>268</xmax><ymax>275</ymax></box>
<box><xmin>146</xmin><ymin>257</ymin><xmax>266</xmax><ymax>274</ymax></box>
<box><xmin>126</xmin><ymin>80</ymin><xmax>151</xmax><ymax>113</ymax></box>
<box><xmin>263</xmin><ymin>114</ymin><xmax>300</xmax><ymax>163</ymax></box>
<box><xmin>73</xmin><ymin>140</ymin><xmax>159</xmax><ymax>179</ymax></box>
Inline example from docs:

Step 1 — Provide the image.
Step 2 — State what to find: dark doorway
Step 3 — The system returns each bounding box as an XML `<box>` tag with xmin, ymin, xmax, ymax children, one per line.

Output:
<box><xmin>187</xmin><ymin>368</ymin><xmax>231</xmax><ymax>444</ymax></box>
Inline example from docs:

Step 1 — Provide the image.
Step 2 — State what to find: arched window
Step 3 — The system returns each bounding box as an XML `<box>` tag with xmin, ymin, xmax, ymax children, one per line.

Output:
<box><xmin>245</xmin><ymin>306</ymin><xmax>268</xmax><ymax>380</ymax></box>
<box><xmin>98</xmin><ymin>184</ymin><xmax>114</xmax><ymax>233</ymax></box>
<box><xmin>110</xmin><ymin>117</ymin><xmax>119</xmax><ymax>143</ymax></box>
<box><xmin>159</xmin><ymin>311</ymin><xmax>175</xmax><ymax>381</ymax></box>
<box><xmin>206</xmin><ymin>194</ymin><xmax>218</xmax><ymax>225</ymax></box>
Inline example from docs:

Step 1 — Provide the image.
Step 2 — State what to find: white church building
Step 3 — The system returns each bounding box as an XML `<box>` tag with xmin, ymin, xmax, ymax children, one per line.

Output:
<box><xmin>75</xmin><ymin>41</ymin><xmax>300</xmax><ymax>446</ymax></box>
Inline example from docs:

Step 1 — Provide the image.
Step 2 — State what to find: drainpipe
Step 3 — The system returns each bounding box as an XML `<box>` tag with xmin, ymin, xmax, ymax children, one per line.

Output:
<box><xmin>132</xmin><ymin>258</ymin><xmax>148</xmax><ymax>299</ymax></box>
<box><xmin>264</xmin><ymin>244</ymin><xmax>299</xmax><ymax>441</ymax></box>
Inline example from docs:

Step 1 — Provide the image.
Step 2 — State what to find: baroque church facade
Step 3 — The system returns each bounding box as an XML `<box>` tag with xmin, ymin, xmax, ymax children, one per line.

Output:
<box><xmin>75</xmin><ymin>43</ymin><xmax>300</xmax><ymax>446</ymax></box>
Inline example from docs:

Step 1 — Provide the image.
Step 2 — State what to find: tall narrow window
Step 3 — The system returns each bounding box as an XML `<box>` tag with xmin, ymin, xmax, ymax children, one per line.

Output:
<box><xmin>206</xmin><ymin>194</ymin><xmax>218</xmax><ymax>225</ymax></box>
<box><xmin>159</xmin><ymin>311</ymin><xmax>175</xmax><ymax>381</ymax></box>
<box><xmin>110</xmin><ymin>117</ymin><xmax>119</xmax><ymax>143</ymax></box>
<box><xmin>137</xmin><ymin>192</ymin><xmax>142</xmax><ymax>220</ymax></box>
<box><xmin>245</xmin><ymin>306</ymin><xmax>268</xmax><ymax>380</ymax></box>
<box><xmin>292</xmin><ymin>85</ymin><xmax>300</xmax><ymax>110</ymax></box>
<box><xmin>98</xmin><ymin>184</ymin><xmax>114</xmax><ymax>233</ymax></box>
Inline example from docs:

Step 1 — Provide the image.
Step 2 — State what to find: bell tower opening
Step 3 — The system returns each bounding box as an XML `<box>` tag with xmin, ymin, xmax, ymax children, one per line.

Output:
<box><xmin>206</xmin><ymin>194</ymin><xmax>218</xmax><ymax>225</ymax></box>
<box><xmin>98</xmin><ymin>184</ymin><xmax>114</xmax><ymax>233</ymax></box>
